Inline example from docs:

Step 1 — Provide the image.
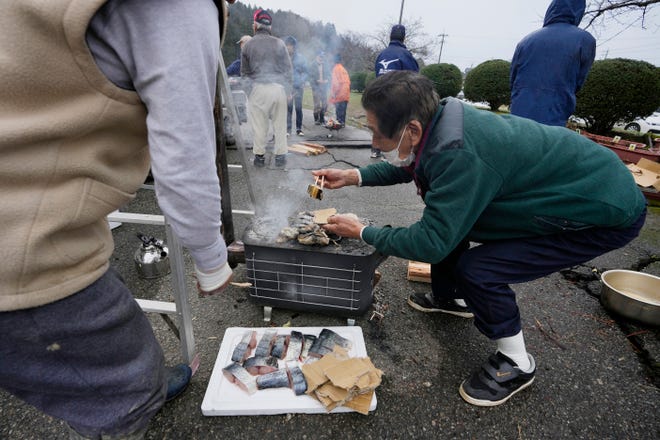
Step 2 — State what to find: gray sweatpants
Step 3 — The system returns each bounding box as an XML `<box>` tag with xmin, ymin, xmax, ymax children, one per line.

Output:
<box><xmin>248</xmin><ymin>83</ymin><xmax>288</xmax><ymax>156</ymax></box>
<box><xmin>0</xmin><ymin>269</ymin><xmax>166</xmax><ymax>438</ymax></box>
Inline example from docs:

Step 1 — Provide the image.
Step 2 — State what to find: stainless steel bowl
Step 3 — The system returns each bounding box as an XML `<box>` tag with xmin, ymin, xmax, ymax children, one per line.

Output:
<box><xmin>600</xmin><ymin>270</ymin><xmax>660</xmax><ymax>326</ymax></box>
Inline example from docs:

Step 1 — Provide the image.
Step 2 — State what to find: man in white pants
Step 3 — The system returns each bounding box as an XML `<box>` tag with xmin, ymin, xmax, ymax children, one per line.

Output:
<box><xmin>241</xmin><ymin>9</ymin><xmax>293</xmax><ymax>168</ymax></box>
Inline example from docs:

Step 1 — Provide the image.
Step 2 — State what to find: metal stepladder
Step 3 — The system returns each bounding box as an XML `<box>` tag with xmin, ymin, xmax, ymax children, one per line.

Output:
<box><xmin>107</xmin><ymin>50</ymin><xmax>254</xmax><ymax>372</ymax></box>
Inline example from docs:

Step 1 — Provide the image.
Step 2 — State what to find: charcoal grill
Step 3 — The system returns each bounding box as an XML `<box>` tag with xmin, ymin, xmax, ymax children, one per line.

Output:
<box><xmin>243</xmin><ymin>218</ymin><xmax>386</xmax><ymax>319</ymax></box>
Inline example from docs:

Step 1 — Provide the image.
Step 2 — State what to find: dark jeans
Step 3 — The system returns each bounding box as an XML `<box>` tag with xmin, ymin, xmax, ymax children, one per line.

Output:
<box><xmin>335</xmin><ymin>101</ymin><xmax>347</xmax><ymax>125</ymax></box>
<box><xmin>287</xmin><ymin>87</ymin><xmax>303</xmax><ymax>132</ymax></box>
<box><xmin>432</xmin><ymin>210</ymin><xmax>646</xmax><ymax>339</ymax></box>
<box><xmin>0</xmin><ymin>268</ymin><xmax>166</xmax><ymax>438</ymax></box>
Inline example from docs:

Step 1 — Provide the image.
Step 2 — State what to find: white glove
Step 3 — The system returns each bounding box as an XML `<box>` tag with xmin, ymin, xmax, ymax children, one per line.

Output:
<box><xmin>195</xmin><ymin>262</ymin><xmax>233</xmax><ymax>296</ymax></box>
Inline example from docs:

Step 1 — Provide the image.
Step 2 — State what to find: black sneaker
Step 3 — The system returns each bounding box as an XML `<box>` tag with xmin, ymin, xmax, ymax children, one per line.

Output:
<box><xmin>165</xmin><ymin>364</ymin><xmax>192</xmax><ymax>402</ymax></box>
<box><xmin>407</xmin><ymin>292</ymin><xmax>474</xmax><ymax>318</ymax></box>
<box><xmin>296</xmin><ymin>129</ymin><xmax>304</xmax><ymax>136</ymax></box>
<box><xmin>253</xmin><ymin>154</ymin><xmax>265</xmax><ymax>167</ymax></box>
<box><xmin>459</xmin><ymin>352</ymin><xmax>535</xmax><ymax>407</ymax></box>
<box><xmin>274</xmin><ymin>154</ymin><xmax>286</xmax><ymax>167</ymax></box>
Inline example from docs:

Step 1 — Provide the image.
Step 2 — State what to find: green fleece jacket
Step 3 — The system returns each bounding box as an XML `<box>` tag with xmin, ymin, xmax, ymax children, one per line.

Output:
<box><xmin>359</xmin><ymin>98</ymin><xmax>646</xmax><ymax>264</ymax></box>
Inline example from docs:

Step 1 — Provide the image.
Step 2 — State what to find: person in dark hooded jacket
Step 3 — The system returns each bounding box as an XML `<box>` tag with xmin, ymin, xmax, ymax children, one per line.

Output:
<box><xmin>510</xmin><ymin>0</ymin><xmax>595</xmax><ymax>127</ymax></box>
<box><xmin>372</xmin><ymin>24</ymin><xmax>419</xmax><ymax>158</ymax></box>
<box><xmin>374</xmin><ymin>24</ymin><xmax>419</xmax><ymax>77</ymax></box>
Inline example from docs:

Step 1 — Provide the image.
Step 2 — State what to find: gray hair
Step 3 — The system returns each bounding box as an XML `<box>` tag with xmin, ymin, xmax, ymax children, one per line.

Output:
<box><xmin>362</xmin><ymin>71</ymin><xmax>440</xmax><ymax>138</ymax></box>
<box><xmin>254</xmin><ymin>22</ymin><xmax>272</xmax><ymax>32</ymax></box>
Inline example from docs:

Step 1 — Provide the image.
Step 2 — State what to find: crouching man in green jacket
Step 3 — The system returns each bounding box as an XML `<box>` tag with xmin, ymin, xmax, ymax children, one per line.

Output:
<box><xmin>314</xmin><ymin>71</ymin><xmax>646</xmax><ymax>407</ymax></box>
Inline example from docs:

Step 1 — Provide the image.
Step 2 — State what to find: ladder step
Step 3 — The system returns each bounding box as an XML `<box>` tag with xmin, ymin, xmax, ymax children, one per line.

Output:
<box><xmin>136</xmin><ymin>298</ymin><xmax>177</xmax><ymax>314</ymax></box>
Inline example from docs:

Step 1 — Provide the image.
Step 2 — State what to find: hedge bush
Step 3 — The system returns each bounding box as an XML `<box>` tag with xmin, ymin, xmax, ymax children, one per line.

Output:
<box><xmin>350</xmin><ymin>71</ymin><xmax>368</xmax><ymax>93</ymax></box>
<box><xmin>365</xmin><ymin>71</ymin><xmax>377</xmax><ymax>88</ymax></box>
<box><xmin>420</xmin><ymin>63</ymin><xmax>463</xmax><ymax>99</ymax></box>
<box><xmin>574</xmin><ymin>58</ymin><xmax>660</xmax><ymax>134</ymax></box>
<box><xmin>464</xmin><ymin>59</ymin><xmax>511</xmax><ymax>111</ymax></box>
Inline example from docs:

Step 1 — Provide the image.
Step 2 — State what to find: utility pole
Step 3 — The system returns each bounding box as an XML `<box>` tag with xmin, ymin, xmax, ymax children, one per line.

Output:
<box><xmin>437</xmin><ymin>33</ymin><xmax>448</xmax><ymax>63</ymax></box>
<box><xmin>398</xmin><ymin>0</ymin><xmax>405</xmax><ymax>24</ymax></box>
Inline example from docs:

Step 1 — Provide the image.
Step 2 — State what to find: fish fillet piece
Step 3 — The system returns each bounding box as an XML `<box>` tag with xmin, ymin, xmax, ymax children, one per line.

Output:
<box><xmin>284</xmin><ymin>331</ymin><xmax>304</xmax><ymax>361</ymax></box>
<box><xmin>308</xmin><ymin>328</ymin><xmax>352</xmax><ymax>358</ymax></box>
<box><xmin>242</xmin><ymin>356</ymin><xmax>279</xmax><ymax>375</ymax></box>
<box><xmin>256</xmin><ymin>369</ymin><xmax>290</xmax><ymax>390</ymax></box>
<box><xmin>231</xmin><ymin>330</ymin><xmax>256</xmax><ymax>362</ymax></box>
<box><xmin>287</xmin><ymin>364</ymin><xmax>308</xmax><ymax>395</ymax></box>
<box><xmin>254</xmin><ymin>329</ymin><xmax>277</xmax><ymax>357</ymax></box>
<box><xmin>300</xmin><ymin>334</ymin><xmax>317</xmax><ymax>361</ymax></box>
<box><xmin>270</xmin><ymin>334</ymin><xmax>290</xmax><ymax>359</ymax></box>
<box><xmin>222</xmin><ymin>362</ymin><xmax>257</xmax><ymax>395</ymax></box>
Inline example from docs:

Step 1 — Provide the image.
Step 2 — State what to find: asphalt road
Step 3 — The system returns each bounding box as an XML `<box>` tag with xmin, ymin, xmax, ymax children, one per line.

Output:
<box><xmin>2</xmin><ymin>111</ymin><xmax>659</xmax><ymax>439</ymax></box>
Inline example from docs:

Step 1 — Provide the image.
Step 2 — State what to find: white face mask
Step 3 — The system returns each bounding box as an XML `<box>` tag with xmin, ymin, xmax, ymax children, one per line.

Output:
<box><xmin>381</xmin><ymin>127</ymin><xmax>414</xmax><ymax>167</ymax></box>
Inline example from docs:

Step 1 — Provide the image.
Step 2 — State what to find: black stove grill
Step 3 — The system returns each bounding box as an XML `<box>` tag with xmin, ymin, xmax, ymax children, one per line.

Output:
<box><xmin>243</xmin><ymin>220</ymin><xmax>385</xmax><ymax>316</ymax></box>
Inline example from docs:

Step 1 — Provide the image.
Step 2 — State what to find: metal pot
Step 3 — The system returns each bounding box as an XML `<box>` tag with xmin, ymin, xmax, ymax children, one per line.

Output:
<box><xmin>134</xmin><ymin>233</ymin><xmax>171</xmax><ymax>279</ymax></box>
<box><xmin>600</xmin><ymin>269</ymin><xmax>660</xmax><ymax>326</ymax></box>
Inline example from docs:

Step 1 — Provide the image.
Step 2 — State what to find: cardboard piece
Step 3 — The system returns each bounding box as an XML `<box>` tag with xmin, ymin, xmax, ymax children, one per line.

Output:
<box><xmin>302</xmin><ymin>353</ymin><xmax>343</xmax><ymax>394</ymax></box>
<box><xmin>301</xmin><ymin>350</ymin><xmax>383</xmax><ymax>415</ymax></box>
<box><xmin>627</xmin><ymin>158</ymin><xmax>660</xmax><ymax>191</ymax></box>
<box><xmin>313</xmin><ymin>208</ymin><xmax>337</xmax><ymax>224</ymax></box>
<box><xmin>324</xmin><ymin>358</ymin><xmax>372</xmax><ymax>389</ymax></box>
<box><xmin>315</xmin><ymin>382</ymin><xmax>350</xmax><ymax>410</ymax></box>
<box><xmin>344</xmin><ymin>390</ymin><xmax>374</xmax><ymax>415</ymax></box>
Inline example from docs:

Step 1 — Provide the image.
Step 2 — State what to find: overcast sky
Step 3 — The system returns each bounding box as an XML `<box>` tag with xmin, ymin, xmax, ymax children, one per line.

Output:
<box><xmin>242</xmin><ymin>0</ymin><xmax>659</xmax><ymax>71</ymax></box>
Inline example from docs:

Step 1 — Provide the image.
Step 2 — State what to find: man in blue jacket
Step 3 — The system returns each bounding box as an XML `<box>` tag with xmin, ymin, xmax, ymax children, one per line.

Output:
<box><xmin>372</xmin><ymin>24</ymin><xmax>419</xmax><ymax>158</ymax></box>
<box><xmin>510</xmin><ymin>0</ymin><xmax>596</xmax><ymax>126</ymax></box>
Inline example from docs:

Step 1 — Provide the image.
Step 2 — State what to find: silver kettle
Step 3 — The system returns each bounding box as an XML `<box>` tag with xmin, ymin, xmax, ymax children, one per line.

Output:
<box><xmin>134</xmin><ymin>233</ymin><xmax>171</xmax><ymax>279</ymax></box>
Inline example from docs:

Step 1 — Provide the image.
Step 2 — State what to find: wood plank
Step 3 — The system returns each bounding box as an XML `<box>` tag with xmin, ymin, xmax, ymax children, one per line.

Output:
<box><xmin>288</xmin><ymin>144</ymin><xmax>312</xmax><ymax>155</ymax></box>
<box><xmin>407</xmin><ymin>260</ymin><xmax>431</xmax><ymax>283</ymax></box>
<box><xmin>300</xmin><ymin>142</ymin><xmax>327</xmax><ymax>153</ymax></box>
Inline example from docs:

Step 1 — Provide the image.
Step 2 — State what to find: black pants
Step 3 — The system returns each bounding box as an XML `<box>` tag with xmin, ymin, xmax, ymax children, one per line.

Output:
<box><xmin>432</xmin><ymin>210</ymin><xmax>646</xmax><ymax>339</ymax></box>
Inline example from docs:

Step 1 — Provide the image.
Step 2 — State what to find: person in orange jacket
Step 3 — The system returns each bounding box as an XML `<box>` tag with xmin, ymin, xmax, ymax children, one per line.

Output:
<box><xmin>329</xmin><ymin>53</ymin><xmax>351</xmax><ymax>127</ymax></box>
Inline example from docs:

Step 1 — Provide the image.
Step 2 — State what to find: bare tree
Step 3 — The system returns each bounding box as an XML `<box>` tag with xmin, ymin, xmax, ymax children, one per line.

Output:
<box><xmin>583</xmin><ymin>0</ymin><xmax>660</xmax><ymax>29</ymax></box>
<box><xmin>338</xmin><ymin>32</ymin><xmax>379</xmax><ymax>72</ymax></box>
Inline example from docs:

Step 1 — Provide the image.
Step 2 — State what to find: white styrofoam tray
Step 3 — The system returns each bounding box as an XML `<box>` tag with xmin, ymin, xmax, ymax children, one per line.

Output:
<box><xmin>201</xmin><ymin>326</ymin><xmax>377</xmax><ymax>416</ymax></box>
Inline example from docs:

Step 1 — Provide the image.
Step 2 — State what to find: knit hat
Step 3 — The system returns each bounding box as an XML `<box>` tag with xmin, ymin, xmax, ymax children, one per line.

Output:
<box><xmin>253</xmin><ymin>9</ymin><xmax>272</xmax><ymax>25</ymax></box>
<box><xmin>390</xmin><ymin>24</ymin><xmax>406</xmax><ymax>42</ymax></box>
